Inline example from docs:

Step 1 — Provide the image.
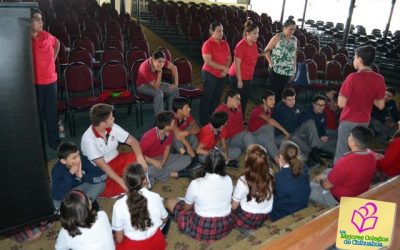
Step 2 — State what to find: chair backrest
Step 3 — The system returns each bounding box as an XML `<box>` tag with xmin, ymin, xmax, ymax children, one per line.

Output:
<box><xmin>64</xmin><ymin>62</ymin><xmax>94</xmax><ymax>96</ymax></box>
<box><xmin>81</xmin><ymin>30</ymin><xmax>100</xmax><ymax>51</ymax></box>
<box><xmin>304</xmin><ymin>59</ymin><xmax>317</xmax><ymax>81</ymax></box>
<box><xmin>54</xmin><ymin>30</ymin><xmax>71</xmax><ymax>48</ymax></box>
<box><xmin>101</xmin><ymin>47</ymin><xmax>124</xmax><ymax>65</ymax></box>
<box><xmin>129</xmin><ymin>39</ymin><xmax>150</xmax><ymax>57</ymax></box>
<box><xmin>296</xmin><ymin>50</ymin><xmax>305</xmax><ymax>63</ymax></box>
<box><xmin>325</xmin><ymin>60</ymin><xmax>342</xmax><ymax>82</ymax></box>
<box><xmin>327</xmin><ymin>42</ymin><xmax>338</xmax><ymax>55</ymax></box>
<box><xmin>337</xmin><ymin>47</ymin><xmax>348</xmax><ymax>58</ymax></box>
<box><xmin>157</xmin><ymin>47</ymin><xmax>172</xmax><ymax>62</ymax></box>
<box><xmin>334</xmin><ymin>53</ymin><xmax>348</xmax><ymax>67</ymax></box>
<box><xmin>320</xmin><ymin>46</ymin><xmax>333</xmax><ymax>61</ymax></box>
<box><xmin>173</xmin><ymin>57</ymin><xmax>192</xmax><ymax>84</ymax></box>
<box><xmin>343</xmin><ymin>62</ymin><xmax>356</xmax><ymax>79</ymax></box>
<box><xmin>126</xmin><ymin>47</ymin><xmax>148</xmax><ymax>71</ymax></box>
<box><xmin>103</xmin><ymin>38</ymin><xmax>124</xmax><ymax>52</ymax></box>
<box><xmin>101</xmin><ymin>60</ymin><xmax>128</xmax><ymax>91</ymax></box>
<box><xmin>312</xmin><ymin>52</ymin><xmax>327</xmax><ymax>71</ymax></box>
<box><xmin>371</xmin><ymin>64</ymin><xmax>380</xmax><ymax>73</ymax></box>
<box><xmin>73</xmin><ymin>37</ymin><xmax>95</xmax><ymax>58</ymax></box>
<box><xmin>69</xmin><ymin>47</ymin><xmax>93</xmax><ymax>68</ymax></box>
<box><xmin>304</xmin><ymin>44</ymin><xmax>317</xmax><ymax>59</ymax></box>
<box><xmin>308</xmin><ymin>38</ymin><xmax>320</xmax><ymax>51</ymax></box>
<box><xmin>57</xmin><ymin>40</ymin><xmax>68</xmax><ymax>64</ymax></box>
<box><xmin>130</xmin><ymin>59</ymin><xmax>146</xmax><ymax>91</ymax></box>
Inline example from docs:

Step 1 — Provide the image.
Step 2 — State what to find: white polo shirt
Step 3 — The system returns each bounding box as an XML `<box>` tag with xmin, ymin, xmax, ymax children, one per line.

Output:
<box><xmin>81</xmin><ymin>123</ymin><xmax>129</xmax><ymax>163</ymax></box>
<box><xmin>232</xmin><ymin>176</ymin><xmax>274</xmax><ymax>214</ymax></box>
<box><xmin>185</xmin><ymin>173</ymin><xmax>233</xmax><ymax>217</ymax></box>
<box><xmin>112</xmin><ymin>188</ymin><xmax>168</xmax><ymax>240</ymax></box>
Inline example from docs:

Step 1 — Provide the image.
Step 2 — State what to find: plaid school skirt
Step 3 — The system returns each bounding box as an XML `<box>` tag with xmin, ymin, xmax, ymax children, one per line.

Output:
<box><xmin>116</xmin><ymin>228</ymin><xmax>166</xmax><ymax>250</ymax></box>
<box><xmin>173</xmin><ymin>200</ymin><xmax>233</xmax><ymax>242</ymax></box>
<box><xmin>232</xmin><ymin>206</ymin><xmax>269</xmax><ymax>230</ymax></box>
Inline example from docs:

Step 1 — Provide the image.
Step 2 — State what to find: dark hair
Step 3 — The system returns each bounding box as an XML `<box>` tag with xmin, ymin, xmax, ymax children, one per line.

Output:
<box><xmin>57</xmin><ymin>142</ymin><xmax>79</xmax><ymax>160</ymax></box>
<box><xmin>204</xmin><ymin>149</ymin><xmax>227</xmax><ymax>176</ymax></box>
<box><xmin>210</xmin><ymin>111</ymin><xmax>228</xmax><ymax>129</ymax></box>
<box><xmin>90</xmin><ymin>103</ymin><xmax>113</xmax><ymax>126</ymax></box>
<box><xmin>59</xmin><ymin>190</ymin><xmax>97</xmax><ymax>237</ymax></box>
<box><xmin>209</xmin><ymin>21</ymin><xmax>222</xmax><ymax>32</ymax></box>
<box><xmin>224</xmin><ymin>89</ymin><xmax>239</xmax><ymax>103</ymax></box>
<box><xmin>282</xmin><ymin>88</ymin><xmax>296</xmax><ymax>99</ymax></box>
<box><xmin>262</xmin><ymin>90</ymin><xmax>275</xmax><ymax>101</ymax></box>
<box><xmin>333</xmin><ymin>93</ymin><xmax>339</xmax><ymax>102</ymax></box>
<box><xmin>155</xmin><ymin>111</ymin><xmax>174</xmax><ymax>129</ymax></box>
<box><xmin>355</xmin><ymin>45</ymin><xmax>375</xmax><ymax>66</ymax></box>
<box><xmin>386</xmin><ymin>87</ymin><xmax>396</xmax><ymax>96</ymax></box>
<box><xmin>172</xmin><ymin>97</ymin><xmax>190</xmax><ymax>113</ymax></box>
<box><xmin>124</xmin><ymin>164</ymin><xmax>152</xmax><ymax>231</ymax></box>
<box><xmin>280</xmin><ymin>141</ymin><xmax>303</xmax><ymax>177</ymax></box>
<box><xmin>313</xmin><ymin>95</ymin><xmax>327</xmax><ymax>103</ymax></box>
<box><xmin>283</xmin><ymin>19</ymin><xmax>296</xmax><ymax>27</ymax></box>
<box><xmin>152</xmin><ymin>49</ymin><xmax>166</xmax><ymax>60</ymax></box>
<box><xmin>243</xmin><ymin>19</ymin><xmax>258</xmax><ymax>36</ymax></box>
<box><xmin>30</xmin><ymin>8</ymin><xmax>42</xmax><ymax>19</ymax></box>
<box><xmin>350</xmin><ymin>126</ymin><xmax>374</xmax><ymax>150</ymax></box>
<box><xmin>244</xmin><ymin>144</ymin><xmax>274</xmax><ymax>203</ymax></box>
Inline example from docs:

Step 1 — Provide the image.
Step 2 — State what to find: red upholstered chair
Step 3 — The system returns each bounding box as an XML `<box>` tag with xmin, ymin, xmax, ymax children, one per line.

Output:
<box><xmin>304</xmin><ymin>44</ymin><xmax>317</xmax><ymax>59</ymax></box>
<box><xmin>343</xmin><ymin>62</ymin><xmax>356</xmax><ymax>79</ymax></box>
<box><xmin>333</xmin><ymin>53</ymin><xmax>348</xmax><ymax>67</ymax></box>
<box><xmin>73</xmin><ymin>37</ymin><xmax>95</xmax><ymax>58</ymax></box>
<box><xmin>69</xmin><ymin>47</ymin><xmax>93</xmax><ymax>69</ymax></box>
<box><xmin>320</xmin><ymin>46</ymin><xmax>333</xmax><ymax>61</ymax></box>
<box><xmin>101</xmin><ymin>47</ymin><xmax>124</xmax><ymax>65</ymax></box>
<box><xmin>173</xmin><ymin>57</ymin><xmax>203</xmax><ymax>104</ymax></box>
<box><xmin>129</xmin><ymin>39</ymin><xmax>150</xmax><ymax>57</ymax></box>
<box><xmin>371</xmin><ymin>64</ymin><xmax>380</xmax><ymax>73</ymax></box>
<box><xmin>64</xmin><ymin>62</ymin><xmax>99</xmax><ymax>136</ymax></box>
<box><xmin>325</xmin><ymin>60</ymin><xmax>342</xmax><ymax>89</ymax></box>
<box><xmin>312</xmin><ymin>52</ymin><xmax>327</xmax><ymax>79</ymax></box>
<box><xmin>126</xmin><ymin>47</ymin><xmax>148</xmax><ymax>81</ymax></box>
<box><xmin>100</xmin><ymin>61</ymin><xmax>139</xmax><ymax>127</ymax></box>
<box><xmin>296</xmin><ymin>50</ymin><xmax>305</xmax><ymax>63</ymax></box>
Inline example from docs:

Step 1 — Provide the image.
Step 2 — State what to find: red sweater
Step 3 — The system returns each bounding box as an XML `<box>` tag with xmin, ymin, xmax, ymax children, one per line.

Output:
<box><xmin>377</xmin><ymin>137</ymin><xmax>400</xmax><ymax>177</ymax></box>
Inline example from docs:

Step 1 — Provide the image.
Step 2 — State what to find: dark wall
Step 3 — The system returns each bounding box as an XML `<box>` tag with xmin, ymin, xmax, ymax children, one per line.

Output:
<box><xmin>0</xmin><ymin>3</ymin><xmax>55</xmax><ymax>235</ymax></box>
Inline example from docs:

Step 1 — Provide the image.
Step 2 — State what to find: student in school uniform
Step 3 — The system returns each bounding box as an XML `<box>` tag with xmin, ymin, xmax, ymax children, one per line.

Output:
<box><xmin>231</xmin><ymin>144</ymin><xmax>274</xmax><ymax>234</ymax></box>
<box><xmin>214</xmin><ymin>90</ymin><xmax>255</xmax><ymax>160</ymax></box>
<box><xmin>140</xmin><ymin>111</ymin><xmax>191</xmax><ymax>185</ymax></box>
<box><xmin>196</xmin><ymin>111</ymin><xmax>229</xmax><ymax>162</ymax></box>
<box><xmin>112</xmin><ymin>164</ymin><xmax>168</xmax><ymax>250</ymax></box>
<box><xmin>248</xmin><ymin>90</ymin><xmax>289</xmax><ymax>162</ymax></box>
<box><xmin>166</xmin><ymin>150</ymin><xmax>234</xmax><ymax>242</ymax></box>
<box><xmin>172</xmin><ymin>97</ymin><xmax>200</xmax><ymax>158</ymax></box>
<box><xmin>81</xmin><ymin>103</ymin><xmax>147</xmax><ymax>198</ymax></box>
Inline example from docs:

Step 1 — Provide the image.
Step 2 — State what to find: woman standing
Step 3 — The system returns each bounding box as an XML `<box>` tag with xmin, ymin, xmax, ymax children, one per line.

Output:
<box><xmin>199</xmin><ymin>22</ymin><xmax>231</xmax><ymax>126</ymax></box>
<box><xmin>265</xmin><ymin>19</ymin><xmax>297</xmax><ymax>101</ymax></box>
<box><xmin>228</xmin><ymin>20</ymin><xmax>259</xmax><ymax>118</ymax></box>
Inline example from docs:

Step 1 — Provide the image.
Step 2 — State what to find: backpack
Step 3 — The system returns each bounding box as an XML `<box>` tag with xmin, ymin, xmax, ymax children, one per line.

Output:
<box><xmin>291</xmin><ymin>63</ymin><xmax>310</xmax><ymax>86</ymax></box>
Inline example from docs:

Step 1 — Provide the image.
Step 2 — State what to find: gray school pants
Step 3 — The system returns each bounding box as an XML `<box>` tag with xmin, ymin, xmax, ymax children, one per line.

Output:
<box><xmin>252</xmin><ymin>124</ymin><xmax>279</xmax><ymax>159</ymax></box>
<box><xmin>309</xmin><ymin>169</ymin><xmax>339</xmax><ymax>207</ymax></box>
<box><xmin>291</xmin><ymin>119</ymin><xmax>321</xmax><ymax>155</ymax></box>
<box><xmin>148</xmin><ymin>154</ymin><xmax>191</xmax><ymax>186</ymax></box>
<box><xmin>334</xmin><ymin>121</ymin><xmax>368</xmax><ymax>163</ymax></box>
<box><xmin>137</xmin><ymin>82</ymin><xmax>179</xmax><ymax>115</ymax></box>
<box><xmin>53</xmin><ymin>181</ymin><xmax>105</xmax><ymax>209</ymax></box>
<box><xmin>226</xmin><ymin>130</ymin><xmax>255</xmax><ymax>159</ymax></box>
<box><xmin>369</xmin><ymin>118</ymin><xmax>395</xmax><ymax>144</ymax></box>
<box><xmin>173</xmin><ymin>125</ymin><xmax>199</xmax><ymax>153</ymax></box>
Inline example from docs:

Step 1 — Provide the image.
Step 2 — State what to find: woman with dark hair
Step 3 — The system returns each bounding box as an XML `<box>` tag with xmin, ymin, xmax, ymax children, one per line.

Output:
<box><xmin>166</xmin><ymin>149</ymin><xmax>233</xmax><ymax>242</ymax></box>
<box><xmin>270</xmin><ymin>141</ymin><xmax>311</xmax><ymax>221</ymax></box>
<box><xmin>112</xmin><ymin>164</ymin><xmax>168</xmax><ymax>250</ymax></box>
<box><xmin>55</xmin><ymin>190</ymin><xmax>114</xmax><ymax>250</ymax></box>
<box><xmin>136</xmin><ymin>49</ymin><xmax>179</xmax><ymax>115</ymax></box>
<box><xmin>228</xmin><ymin>19</ymin><xmax>259</xmax><ymax>118</ymax></box>
<box><xmin>265</xmin><ymin>19</ymin><xmax>297</xmax><ymax>101</ymax></box>
<box><xmin>199</xmin><ymin>22</ymin><xmax>232</xmax><ymax>125</ymax></box>
<box><xmin>231</xmin><ymin>144</ymin><xmax>274</xmax><ymax>233</ymax></box>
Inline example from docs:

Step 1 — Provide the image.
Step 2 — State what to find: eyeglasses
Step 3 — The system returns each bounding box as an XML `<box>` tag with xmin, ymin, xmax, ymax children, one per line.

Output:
<box><xmin>314</xmin><ymin>103</ymin><xmax>326</xmax><ymax>107</ymax></box>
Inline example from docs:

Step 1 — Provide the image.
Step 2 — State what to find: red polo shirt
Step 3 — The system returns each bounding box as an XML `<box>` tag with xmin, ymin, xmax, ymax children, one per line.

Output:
<box><xmin>175</xmin><ymin>114</ymin><xmax>194</xmax><ymax>131</ymax></box>
<box><xmin>202</xmin><ymin>37</ymin><xmax>231</xmax><ymax>78</ymax></box>
<box><xmin>328</xmin><ymin>150</ymin><xmax>376</xmax><ymax>200</ymax></box>
<box><xmin>248</xmin><ymin>105</ymin><xmax>273</xmax><ymax>132</ymax></box>
<box><xmin>136</xmin><ymin>58</ymin><xmax>170</xmax><ymax>87</ymax></box>
<box><xmin>31</xmin><ymin>31</ymin><xmax>58</xmax><ymax>85</ymax></box>
<box><xmin>140</xmin><ymin>127</ymin><xmax>173</xmax><ymax>158</ymax></box>
<box><xmin>324</xmin><ymin>105</ymin><xmax>338</xmax><ymax>130</ymax></box>
<box><xmin>228</xmin><ymin>38</ymin><xmax>258</xmax><ymax>80</ymax></box>
<box><xmin>197</xmin><ymin>123</ymin><xmax>227</xmax><ymax>151</ymax></box>
<box><xmin>339</xmin><ymin>71</ymin><xmax>385</xmax><ymax>123</ymax></box>
<box><xmin>215</xmin><ymin>104</ymin><xmax>244</xmax><ymax>139</ymax></box>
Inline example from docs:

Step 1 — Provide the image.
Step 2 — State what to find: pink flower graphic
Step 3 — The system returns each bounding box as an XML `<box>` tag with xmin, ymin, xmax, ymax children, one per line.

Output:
<box><xmin>351</xmin><ymin>202</ymin><xmax>378</xmax><ymax>233</ymax></box>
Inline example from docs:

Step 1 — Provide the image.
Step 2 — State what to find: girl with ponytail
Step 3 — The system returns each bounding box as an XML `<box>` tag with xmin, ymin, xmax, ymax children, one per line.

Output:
<box><xmin>112</xmin><ymin>164</ymin><xmax>168</xmax><ymax>250</ymax></box>
<box><xmin>231</xmin><ymin>144</ymin><xmax>274</xmax><ymax>233</ymax></box>
<box><xmin>270</xmin><ymin>141</ymin><xmax>311</xmax><ymax>221</ymax></box>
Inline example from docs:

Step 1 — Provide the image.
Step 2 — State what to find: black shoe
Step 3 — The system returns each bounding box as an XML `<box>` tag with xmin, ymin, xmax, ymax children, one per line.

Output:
<box><xmin>227</xmin><ymin>159</ymin><xmax>239</xmax><ymax>168</ymax></box>
<box><xmin>315</xmin><ymin>148</ymin><xmax>334</xmax><ymax>159</ymax></box>
<box><xmin>308</xmin><ymin>149</ymin><xmax>324</xmax><ymax>165</ymax></box>
<box><xmin>187</xmin><ymin>157</ymin><xmax>202</xmax><ymax>171</ymax></box>
<box><xmin>177</xmin><ymin>169</ymin><xmax>192</xmax><ymax>179</ymax></box>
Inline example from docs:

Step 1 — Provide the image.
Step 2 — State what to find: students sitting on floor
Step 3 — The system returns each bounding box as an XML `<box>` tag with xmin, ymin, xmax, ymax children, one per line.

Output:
<box><xmin>81</xmin><ymin>103</ymin><xmax>147</xmax><ymax>198</ymax></box>
<box><xmin>52</xmin><ymin>142</ymin><xmax>106</xmax><ymax>209</ymax></box>
<box><xmin>272</xmin><ymin>88</ymin><xmax>329</xmax><ymax>166</ymax></box>
<box><xmin>140</xmin><ymin>111</ymin><xmax>191</xmax><ymax>185</ymax></box>
<box><xmin>232</xmin><ymin>144</ymin><xmax>274</xmax><ymax>234</ymax></box>
<box><xmin>270</xmin><ymin>141</ymin><xmax>311</xmax><ymax>221</ymax></box>
<box><xmin>214</xmin><ymin>90</ymin><xmax>255</xmax><ymax>160</ymax></box>
<box><xmin>172</xmin><ymin>97</ymin><xmax>200</xmax><ymax>158</ymax></box>
<box><xmin>196</xmin><ymin>111</ymin><xmax>229</xmax><ymax>162</ymax></box>
<box><xmin>55</xmin><ymin>190</ymin><xmax>115</xmax><ymax>250</ymax></box>
<box><xmin>166</xmin><ymin>149</ymin><xmax>234</xmax><ymax>242</ymax></box>
<box><xmin>323</xmin><ymin>90</ymin><xmax>340</xmax><ymax>140</ymax></box>
<box><xmin>248</xmin><ymin>90</ymin><xmax>289</xmax><ymax>162</ymax></box>
<box><xmin>112</xmin><ymin>164</ymin><xmax>168</xmax><ymax>250</ymax></box>
<box><xmin>310</xmin><ymin>126</ymin><xmax>376</xmax><ymax>207</ymax></box>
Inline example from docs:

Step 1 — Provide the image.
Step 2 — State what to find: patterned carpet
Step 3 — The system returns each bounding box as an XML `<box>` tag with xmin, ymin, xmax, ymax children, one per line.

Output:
<box><xmin>0</xmin><ymin>23</ymin><xmax>331</xmax><ymax>250</ymax></box>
